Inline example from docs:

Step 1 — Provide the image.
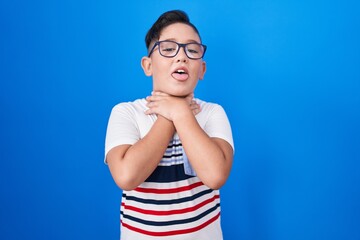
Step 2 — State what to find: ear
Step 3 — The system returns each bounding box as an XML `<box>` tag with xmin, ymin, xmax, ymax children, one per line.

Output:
<box><xmin>141</xmin><ymin>56</ymin><xmax>153</xmax><ymax>76</ymax></box>
<box><xmin>199</xmin><ymin>60</ymin><xmax>207</xmax><ymax>80</ymax></box>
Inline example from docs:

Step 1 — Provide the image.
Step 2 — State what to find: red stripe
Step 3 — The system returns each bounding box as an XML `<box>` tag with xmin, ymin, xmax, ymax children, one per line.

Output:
<box><xmin>134</xmin><ymin>181</ymin><xmax>204</xmax><ymax>194</ymax></box>
<box><xmin>121</xmin><ymin>212</ymin><xmax>220</xmax><ymax>236</ymax></box>
<box><xmin>122</xmin><ymin>195</ymin><xmax>219</xmax><ymax>216</ymax></box>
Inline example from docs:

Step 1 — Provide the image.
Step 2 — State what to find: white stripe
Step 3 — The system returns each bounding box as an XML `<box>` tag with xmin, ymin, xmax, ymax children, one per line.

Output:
<box><xmin>136</xmin><ymin>177</ymin><xmax>200</xmax><ymax>190</ymax></box>
<box><xmin>127</xmin><ymin>185</ymin><xmax>209</xmax><ymax>202</ymax></box>
<box><xmin>122</xmin><ymin>188</ymin><xmax>219</xmax><ymax>214</ymax></box>
<box><xmin>121</xmin><ymin>207</ymin><xmax>221</xmax><ymax>236</ymax></box>
<box><xmin>122</xmin><ymin>197</ymin><xmax>220</xmax><ymax>222</ymax></box>
<box><xmin>159</xmin><ymin>158</ymin><xmax>184</xmax><ymax>166</ymax></box>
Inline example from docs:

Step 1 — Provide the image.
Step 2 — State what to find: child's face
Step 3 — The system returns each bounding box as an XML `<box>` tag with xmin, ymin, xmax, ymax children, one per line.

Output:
<box><xmin>141</xmin><ymin>23</ymin><xmax>206</xmax><ymax>97</ymax></box>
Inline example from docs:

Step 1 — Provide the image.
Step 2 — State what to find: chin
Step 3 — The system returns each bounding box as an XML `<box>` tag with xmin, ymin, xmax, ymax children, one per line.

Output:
<box><xmin>170</xmin><ymin>92</ymin><xmax>190</xmax><ymax>98</ymax></box>
<box><xmin>170</xmin><ymin>88</ymin><xmax>193</xmax><ymax>97</ymax></box>
<box><xmin>155</xmin><ymin>87</ymin><xmax>193</xmax><ymax>98</ymax></box>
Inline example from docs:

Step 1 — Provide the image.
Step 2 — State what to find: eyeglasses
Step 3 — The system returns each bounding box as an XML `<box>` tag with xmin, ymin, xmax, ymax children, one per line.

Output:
<box><xmin>148</xmin><ymin>40</ymin><xmax>207</xmax><ymax>60</ymax></box>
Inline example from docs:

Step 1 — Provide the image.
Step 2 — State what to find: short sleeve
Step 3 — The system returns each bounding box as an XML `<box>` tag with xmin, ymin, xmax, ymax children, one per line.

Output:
<box><xmin>203</xmin><ymin>104</ymin><xmax>234</xmax><ymax>152</ymax></box>
<box><xmin>104</xmin><ymin>103</ymin><xmax>140</xmax><ymax>161</ymax></box>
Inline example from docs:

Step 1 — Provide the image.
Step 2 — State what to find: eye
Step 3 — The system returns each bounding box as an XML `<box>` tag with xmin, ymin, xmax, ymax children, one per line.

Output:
<box><xmin>162</xmin><ymin>47</ymin><xmax>176</xmax><ymax>52</ymax></box>
<box><xmin>187</xmin><ymin>48</ymin><xmax>199</xmax><ymax>54</ymax></box>
<box><xmin>187</xmin><ymin>44</ymin><xmax>202</xmax><ymax>54</ymax></box>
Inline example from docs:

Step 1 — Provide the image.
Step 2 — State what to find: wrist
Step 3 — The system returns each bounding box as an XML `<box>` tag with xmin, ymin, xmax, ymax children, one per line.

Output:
<box><xmin>156</xmin><ymin>115</ymin><xmax>176</xmax><ymax>131</ymax></box>
<box><xmin>173</xmin><ymin>104</ymin><xmax>195</xmax><ymax>124</ymax></box>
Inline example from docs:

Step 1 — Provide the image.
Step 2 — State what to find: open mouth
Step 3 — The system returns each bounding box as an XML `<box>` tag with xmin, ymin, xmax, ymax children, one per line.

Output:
<box><xmin>175</xmin><ymin>69</ymin><xmax>187</xmax><ymax>74</ymax></box>
<box><xmin>172</xmin><ymin>68</ymin><xmax>189</xmax><ymax>81</ymax></box>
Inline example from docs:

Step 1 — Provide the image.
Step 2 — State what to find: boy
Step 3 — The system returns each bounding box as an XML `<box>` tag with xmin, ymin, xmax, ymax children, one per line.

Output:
<box><xmin>105</xmin><ymin>10</ymin><xmax>234</xmax><ymax>240</ymax></box>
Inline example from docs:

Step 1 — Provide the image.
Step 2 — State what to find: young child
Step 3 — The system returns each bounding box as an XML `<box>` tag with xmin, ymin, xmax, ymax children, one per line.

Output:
<box><xmin>105</xmin><ymin>10</ymin><xmax>234</xmax><ymax>240</ymax></box>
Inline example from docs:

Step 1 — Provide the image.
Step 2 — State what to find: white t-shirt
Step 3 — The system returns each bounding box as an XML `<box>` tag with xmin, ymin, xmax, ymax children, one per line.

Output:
<box><xmin>105</xmin><ymin>98</ymin><xmax>234</xmax><ymax>240</ymax></box>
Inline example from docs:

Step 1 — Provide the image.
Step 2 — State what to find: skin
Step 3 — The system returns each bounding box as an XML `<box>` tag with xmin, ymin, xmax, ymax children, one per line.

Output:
<box><xmin>107</xmin><ymin>23</ymin><xmax>233</xmax><ymax>190</ymax></box>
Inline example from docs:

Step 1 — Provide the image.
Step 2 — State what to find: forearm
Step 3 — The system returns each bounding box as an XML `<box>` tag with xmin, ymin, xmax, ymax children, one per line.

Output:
<box><xmin>107</xmin><ymin>116</ymin><xmax>175</xmax><ymax>190</ymax></box>
<box><xmin>144</xmin><ymin>92</ymin><xmax>232</xmax><ymax>188</ymax></box>
<box><xmin>174</xmin><ymin>112</ymin><xmax>232</xmax><ymax>189</ymax></box>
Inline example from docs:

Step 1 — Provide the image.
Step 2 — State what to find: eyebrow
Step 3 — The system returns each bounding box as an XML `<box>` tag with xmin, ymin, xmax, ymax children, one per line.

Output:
<box><xmin>161</xmin><ymin>38</ymin><xmax>201</xmax><ymax>44</ymax></box>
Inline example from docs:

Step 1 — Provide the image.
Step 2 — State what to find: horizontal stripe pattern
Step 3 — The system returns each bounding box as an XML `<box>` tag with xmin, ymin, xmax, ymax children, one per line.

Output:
<box><xmin>122</xmin><ymin>194</ymin><xmax>220</xmax><ymax>216</ymax></box>
<box><xmin>121</xmin><ymin>203</ymin><xmax>220</xmax><ymax>226</ymax></box>
<box><xmin>120</xmin><ymin>136</ymin><xmax>222</xmax><ymax>238</ymax></box>
<box><xmin>121</xmin><ymin>212</ymin><xmax>221</xmax><ymax>237</ymax></box>
<box><xmin>135</xmin><ymin>181</ymin><xmax>204</xmax><ymax>194</ymax></box>
<box><xmin>123</xmin><ymin>188</ymin><xmax>214</xmax><ymax>205</ymax></box>
<box><xmin>145</xmin><ymin>164</ymin><xmax>192</xmax><ymax>183</ymax></box>
<box><xmin>159</xmin><ymin>138</ymin><xmax>183</xmax><ymax>166</ymax></box>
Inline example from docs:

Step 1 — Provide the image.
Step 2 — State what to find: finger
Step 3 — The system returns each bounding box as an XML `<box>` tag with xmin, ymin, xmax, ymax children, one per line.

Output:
<box><xmin>152</xmin><ymin>91</ymin><xmax>169</xmax><ymax>96</ymax></box>
<box><xmin>190</xmin><ymin>100</ymin><xmax>200</xmax><ymax>108</ymax></box>
<box><xmin>147</xmin><ymin>92</ymin><xmax>162</xmax><ymax>102</ymax></box>
<box><xmin>145</xmin><ymin>109</ymin><xmax>153</xmax><ymax>115</ymax></box>
<box><xmin>189</xmin><ymin>100</ymin><xmax>198</xmax><ymax>107</ymax></box>
<box><xmin>185</xmin><ymin>92</ymin><xmax>194</xmax><ymax>99</ymax></box>
<box><xmin>192</xmin><ymin>108</ymin><xmax>200</xmax><ymax>115</ymax></box>
<box><xmin>185</xmin><ymin>94</ymin><xmax>195</xmax><ymax>104</ymax></box>
<box><xmin>190</xmin><ymin>101</ymin><xmax>201</xmax><ymax>115</ymax></box>
<box><xmin>146</xmin><ymin>101</ymin><xmax>158</xmax><ymax>108</ymax></box>
<box><xmin>190</xmin><ymin>105</ymin><xmax>201</xmax><ymax>113</ymax></box>
<box><xmin>190</xmin><ymin>100</ymin><xmax>198</xmax><ymax>105</ymax></box>
<box><xmin>146</xmin><ymin>95</ymin><xmax>161</xmax><ymax>102</ymax></box>
<box><xmin>190</xmin><ymin>103</ymin><xmax>200</xmax><ymax>109</ymax></box>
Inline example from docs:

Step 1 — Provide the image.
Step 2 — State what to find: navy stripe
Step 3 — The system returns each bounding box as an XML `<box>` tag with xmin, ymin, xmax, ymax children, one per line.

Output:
<box><xmin>167</xmin><ymin>142</ymin><xmax>182</xmax><ymax>148</ymax></box>
<box><xmin>163</xmin><ymin>153</ymin><xmax>183</xmax><ymax>158</ymax></box>
<box><xmin>145</xmin><ymin>164</ymin><xmax>191</xmax><ymax>183</ymax></box>
<box><xmin>123</xmin><ymin>189</ymin><xmax>214</xmax><ymax>205</ymax></box>
<box><xmin>121</xmin><ymin>203</ymin><xmax>220</xmax><ymax>226</ymax></box>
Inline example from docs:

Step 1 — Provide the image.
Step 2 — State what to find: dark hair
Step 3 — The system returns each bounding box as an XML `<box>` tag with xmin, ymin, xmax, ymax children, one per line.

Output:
<box><xmin>145</xmin><ymin>10</ymin><xmax>201</xmax><ymax>50</ymax></box>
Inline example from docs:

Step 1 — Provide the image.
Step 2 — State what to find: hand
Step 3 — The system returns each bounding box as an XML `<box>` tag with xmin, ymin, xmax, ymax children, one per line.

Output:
<box><xmin>145</xmin><ymin>91</ymin><xmax>201</xmax><ymax>121</ymax></box>
<box><xmin>189</xmin><ymin>99</ymin><xmax>201</xmax><ymax>116</ymax></box>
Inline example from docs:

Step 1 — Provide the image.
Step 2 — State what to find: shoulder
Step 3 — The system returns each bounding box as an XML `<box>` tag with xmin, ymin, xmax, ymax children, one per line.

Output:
<box><xmin>111</xmin><ymin>98</ymin><xmax>147</xmax><ymax>114</ymax></box>
<box><xmin>195</xmin><ymin>98</ymin><xmax>226</xmax><ymax>114</ymax></box>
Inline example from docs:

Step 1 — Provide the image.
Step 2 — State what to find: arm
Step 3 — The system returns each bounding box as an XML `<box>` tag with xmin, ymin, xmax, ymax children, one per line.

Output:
<box><xmin>106</xmin><ymin>116</ymin><xmax>175</xmax><ymax>190</ymax></box>
<box><xmin>146</xmin><ymin>92</ymin><xmax>233</xmax><ymax>189</ymax></box>
<box><xmin>174</xmin><ymin>111</ymin><xmax>233</xmax><ymax>190</ymax></box>
<box><xmin>106</xmin><ymin>98</ymin><xmax>201</xmax><ymax>191</ymax></box>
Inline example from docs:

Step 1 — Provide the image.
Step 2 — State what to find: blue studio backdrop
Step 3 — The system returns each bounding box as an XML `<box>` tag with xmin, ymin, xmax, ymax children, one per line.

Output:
<box><xmin>1</xmin><ymin>0</ymin><xmax>359</xmax><ymax>239</ymax></box>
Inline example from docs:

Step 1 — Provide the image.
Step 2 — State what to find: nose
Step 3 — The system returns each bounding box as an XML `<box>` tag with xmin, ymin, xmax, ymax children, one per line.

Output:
<box><xmin>176</xmin><ymin>46</ymin><xmax>188</xmax><ymax>62</ymax></box>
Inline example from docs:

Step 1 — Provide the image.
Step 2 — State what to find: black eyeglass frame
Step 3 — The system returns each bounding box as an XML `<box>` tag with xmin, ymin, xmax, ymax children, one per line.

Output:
<box><xmin>148</xmin><ymin>40</ymin><xmax>207</xmax><ymax>60</ymax></box>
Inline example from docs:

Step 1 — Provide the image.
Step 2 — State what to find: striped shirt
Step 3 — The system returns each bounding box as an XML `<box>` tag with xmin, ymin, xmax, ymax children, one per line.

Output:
<box><xmin>105</xmin><ymin>99</ymin><xmax>234</xmax><ymax>240</ymax></box>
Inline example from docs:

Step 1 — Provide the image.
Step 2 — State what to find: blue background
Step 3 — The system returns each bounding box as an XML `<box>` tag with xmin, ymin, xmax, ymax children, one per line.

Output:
<box><xmin>1</xmin><ymin>0</ymin><xmax>359</xmax><ymax>239</ymax></box>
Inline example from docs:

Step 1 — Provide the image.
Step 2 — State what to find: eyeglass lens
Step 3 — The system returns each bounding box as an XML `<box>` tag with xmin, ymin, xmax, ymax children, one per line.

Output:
<box><xmin>159</xmin><ymin>41</ymin><xmax>204</xmax><ymax>59</ymax></box>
